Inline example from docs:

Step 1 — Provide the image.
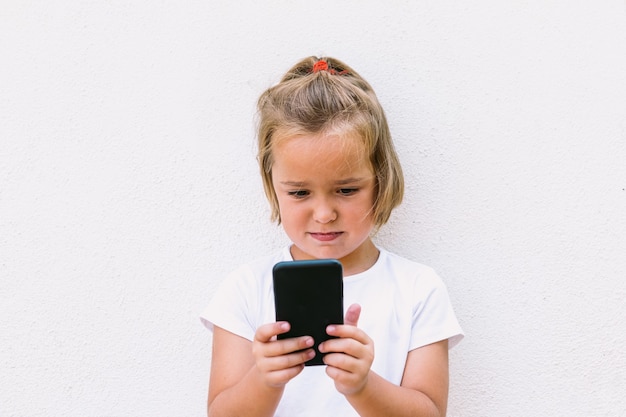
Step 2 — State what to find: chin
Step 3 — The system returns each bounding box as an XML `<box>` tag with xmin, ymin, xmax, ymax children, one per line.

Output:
<box><xmin>292</xmin><ymin>244</ymin><xmax>341</xmax><ymax>261</ymax></box>
<box><xmin>311</xmin><ymin>247</ymin><xmax>351</xmax><ymax>261</ymax></box>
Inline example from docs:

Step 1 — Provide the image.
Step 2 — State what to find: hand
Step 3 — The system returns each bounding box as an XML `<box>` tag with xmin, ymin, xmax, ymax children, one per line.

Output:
<box><xmin>251</xmin><ymin>321</ymin><xmax>316</xmax><ymax>388</ymax></box>
<box><xmin>318</xmin><ymin>303</ymin><xmax>375</xmax><ymax>396</ymax></box>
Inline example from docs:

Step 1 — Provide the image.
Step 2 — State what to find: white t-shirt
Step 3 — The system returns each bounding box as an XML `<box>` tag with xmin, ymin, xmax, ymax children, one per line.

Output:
<box><xmin>201</xmin><ymin>247</ymin><xmax>463</xmax><ymax>417</ymax></box>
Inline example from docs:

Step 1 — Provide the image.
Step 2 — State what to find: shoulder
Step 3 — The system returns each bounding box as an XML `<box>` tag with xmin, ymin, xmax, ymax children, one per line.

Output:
<box><xmin>377</xmin><ymin>249</ymin><xmax>464</xmax><ymax>349</ymax></box>
<box><xmin>225</xmin><ymin>248</ymin><xmax>289</xmax><ymax>282</ymax></box>
<box><xmin>211</xmin><ymin>248</ymin><xmax>290</xmax><ymax>301</ymax></box>
<box><xmin>200</xmin><ymin>248</ymin><xmax>290</xmax><ymax>335</ymax></box>
<box><xmin>375</xmin><ymin>249</ymin><xmax>452</xmax><ymax>308</ymax></box>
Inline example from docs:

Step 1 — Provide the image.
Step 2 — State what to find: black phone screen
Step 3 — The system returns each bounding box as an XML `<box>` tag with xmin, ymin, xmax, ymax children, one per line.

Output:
<box><xmin>272</xmin><ymin>259</ymin><xmax>344</xmax><ymax>366</ymax></box>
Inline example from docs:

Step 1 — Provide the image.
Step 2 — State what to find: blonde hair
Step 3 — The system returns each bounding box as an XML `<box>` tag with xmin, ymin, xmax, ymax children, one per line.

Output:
<box><xmin>257</xmin><ymin>56</ymin><xmax>404</xmax><ymax>227</ymax></box>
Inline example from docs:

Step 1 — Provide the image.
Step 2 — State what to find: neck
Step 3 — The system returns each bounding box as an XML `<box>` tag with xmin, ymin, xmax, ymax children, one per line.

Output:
<box><xmin>340</xmin><ymin>239</ymin><xmax>380</xmax><ymax>276</ymax></box>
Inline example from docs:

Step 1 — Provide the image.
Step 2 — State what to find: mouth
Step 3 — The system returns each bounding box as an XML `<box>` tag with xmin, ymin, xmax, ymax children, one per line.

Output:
<box><xmin>309</xmin><ymin>232</ymin><xmax>343</xmax><ymax>242</ymax></box>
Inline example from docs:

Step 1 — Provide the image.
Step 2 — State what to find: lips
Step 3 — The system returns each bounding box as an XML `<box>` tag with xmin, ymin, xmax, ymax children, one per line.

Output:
<box><xmin>309</xmin><ymin>232</ymin><xmax>343</xmax><ymax>242</ymax></box>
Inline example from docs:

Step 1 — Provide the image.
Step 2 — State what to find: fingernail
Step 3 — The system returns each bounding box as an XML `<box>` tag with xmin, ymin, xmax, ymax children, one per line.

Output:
<box><xmin>326</xmin><ymin>325</ymin><xmax>335</xmax><ymax>333</ymax></box>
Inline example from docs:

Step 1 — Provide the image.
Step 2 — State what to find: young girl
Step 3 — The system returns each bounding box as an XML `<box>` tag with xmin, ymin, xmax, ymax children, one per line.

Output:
<box><xmin>201</xmin><ymin>56</ymin><xmax>463</xmax><ymax>417</ymax></box>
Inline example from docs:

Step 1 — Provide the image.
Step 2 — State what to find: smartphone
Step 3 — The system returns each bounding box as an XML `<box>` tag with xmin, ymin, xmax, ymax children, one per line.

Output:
<box><xmin>272</xmin><ymin>259</ymin><xmax>344</xmax><ymax>366</ymax></box>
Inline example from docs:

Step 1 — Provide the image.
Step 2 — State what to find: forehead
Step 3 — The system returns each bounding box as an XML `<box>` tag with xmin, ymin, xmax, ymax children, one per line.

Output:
<box><xmin>271</xmin><ymin>131</ymin><xmax>372</xmax><ymax>179</ymax></box>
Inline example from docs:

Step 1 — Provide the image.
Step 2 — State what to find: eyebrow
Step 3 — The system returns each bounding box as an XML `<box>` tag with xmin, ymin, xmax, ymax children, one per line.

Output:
<box><xmin>279</xmin><ymin>177</ymin><xmax>368</xmax><ymax>187</ymax></box>
<box><xmin>335</xmin><ymin>177</ymin><xmax>368</xmax><ymax>185</ymax></box>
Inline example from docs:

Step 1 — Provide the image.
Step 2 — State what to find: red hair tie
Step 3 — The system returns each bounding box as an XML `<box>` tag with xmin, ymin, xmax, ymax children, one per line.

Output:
<box><xmin>312</xmin><ymin>59</ymin><xmax>349</xmax><ymax>75</ymax></box>
<box><xmin>312</xmin><ymin>60</ymin><xmax>329</xmax><ymax>73</ymax></box>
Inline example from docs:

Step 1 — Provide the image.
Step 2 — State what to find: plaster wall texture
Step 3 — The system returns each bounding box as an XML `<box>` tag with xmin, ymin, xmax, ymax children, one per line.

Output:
<box><xmin>1</xmin><ymin>1</ymin><xmax>625</xmax><ymax>416</ymax></box>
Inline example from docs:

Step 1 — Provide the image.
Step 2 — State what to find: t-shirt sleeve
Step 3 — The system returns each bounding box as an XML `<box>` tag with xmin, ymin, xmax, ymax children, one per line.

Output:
<box><xmin>199</xmin><ymin>265</ymin><xmax>258</xmax><ymax>342</ymax></box>
<box><xmin>410</xmin><ymin>268</ymin><xmax>464</xmax><ymax>350</ymax></box>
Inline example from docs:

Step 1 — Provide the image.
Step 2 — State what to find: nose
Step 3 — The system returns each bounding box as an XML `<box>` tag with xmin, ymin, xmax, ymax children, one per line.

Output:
<box><xmin>313</xmin><ymin>197</ymin><xmax>337</xmax><ymax>224</ymax></box>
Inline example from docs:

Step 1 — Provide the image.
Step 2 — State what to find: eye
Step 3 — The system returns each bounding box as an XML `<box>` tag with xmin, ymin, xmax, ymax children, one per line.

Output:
<box><xmin>338</xmin><ymin>188</ymin><xmax>358</xmax><ymax>196</ymax></box>
<box><xmin>287</xmin><ymin>190</ymin><xmax>309</xmax><ymax>198</ymax></box>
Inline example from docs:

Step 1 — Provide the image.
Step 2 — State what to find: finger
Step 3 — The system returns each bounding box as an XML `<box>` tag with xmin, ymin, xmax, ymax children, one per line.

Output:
<box><xmin>321</xmin><ymin>326</ymin><xmax>373</xmax><ymax>353</ymax></box>
<box><xmin>256</xmin><ymin>346</ymin><xmax>316</xmax><ymax>379</ymax></box>
<box><xmin>325</xmin><ymin>323</ymin><xmax>368</xmax><ymax>343</ymax></box>
<box><xmin>344</xmin><ymin>303</ymin><xmax>361</xmax><ymax>327</ymax></box>
<box><xmin>257</xmin><ymin>349</ymin><xmax>315</xmax><ymax>388</ymax></box>
<box><xmin>252</xmin><ymin>336</ymin><xmax>314</xmax><ymax>358</ymax></box>
<box><xmin>263</xmin><ymin>364</ymin><xmax>306</xmax><ymax>388</ymax></box>
<box><xmin>323</xmin><ymin>355</ymin><xmax>370</xmax><ymax>396</ymax></box>
<box><xmin>319</xmin><ymin>334</ymin><xmax>370</xmax><ymax>356</ymax></box>
<box><xmin>254</xmin><ymin>321</ymin><xmax>290</xmax><ymax>343</ymax></box>
<box><xmin>267</xmin><ymin>335</ymin><xmax>315</xmax><ymax>358</ymax></box>
<box><xmin>323</xmin><ymin>351</ymin><xmax>362</xmax><ymax>372</ymax></box>
<box><xmin>270</xmin><ymin>347</ymin><xmax>316</xmax><ymax>371</ymax></box>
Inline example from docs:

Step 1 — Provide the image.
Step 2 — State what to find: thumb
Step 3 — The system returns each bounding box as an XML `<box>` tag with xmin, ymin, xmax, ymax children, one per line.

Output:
<box><xmin>344</xmin><ymin>303</ymin><xmax>361</xmax><ymax>327</ymax></box>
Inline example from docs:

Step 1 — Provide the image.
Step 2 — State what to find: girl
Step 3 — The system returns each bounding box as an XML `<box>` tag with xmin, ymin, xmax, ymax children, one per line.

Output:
<box><xmin>201</xmin><ymin>56</ymin><xmax>463</xmax><ymax>417</ymax></box>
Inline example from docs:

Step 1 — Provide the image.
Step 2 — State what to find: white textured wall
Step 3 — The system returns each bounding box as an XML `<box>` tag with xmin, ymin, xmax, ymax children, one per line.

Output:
<box><xmin>2</xmin><ymin>2</ymin><xmax>625</xmax><ymax>416</ymax></box>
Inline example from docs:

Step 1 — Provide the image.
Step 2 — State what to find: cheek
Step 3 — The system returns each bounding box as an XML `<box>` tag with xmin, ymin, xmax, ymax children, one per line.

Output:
<box><xmin>355</xmin><ymin>196</ymin><xmax>377</xmax><ymax>223</ymax></box>
<box><xmin>277</xmin><ymin>199</ymin><xmax>299</xmax><ymax>222</ymax></box>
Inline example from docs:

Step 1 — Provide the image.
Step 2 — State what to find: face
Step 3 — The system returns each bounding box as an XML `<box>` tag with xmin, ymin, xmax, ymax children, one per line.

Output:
<box><xmin>271</xmin><ymin>131</ymin><xmax>379</xmax><ymax>275</ymax></box>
